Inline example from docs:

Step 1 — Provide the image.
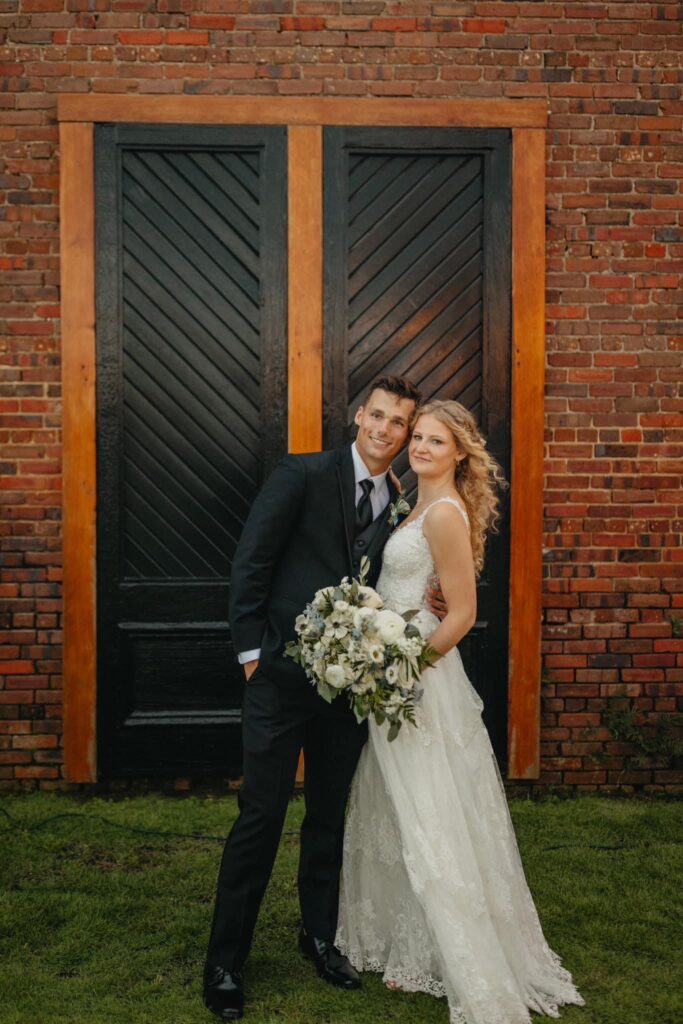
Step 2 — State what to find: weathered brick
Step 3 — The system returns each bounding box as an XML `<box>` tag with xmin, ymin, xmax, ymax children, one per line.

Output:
<box><xmin>0</xmin><ymin>0</ymin><xmax>680</xmax><ymax>795</ymax></box>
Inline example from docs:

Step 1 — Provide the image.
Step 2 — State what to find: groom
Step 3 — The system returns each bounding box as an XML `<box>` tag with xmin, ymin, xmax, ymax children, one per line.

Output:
<box><xmin>203</xmin><ymin>375</ymin><xmax>421</xmax><ymax>1020</ymax></box>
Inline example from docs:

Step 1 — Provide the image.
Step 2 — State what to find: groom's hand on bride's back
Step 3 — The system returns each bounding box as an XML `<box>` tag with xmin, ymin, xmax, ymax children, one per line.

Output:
<box><xmin>426</xmin><ymin>579</ymin><xmax>448</xmax><ymax>621</ymax></box>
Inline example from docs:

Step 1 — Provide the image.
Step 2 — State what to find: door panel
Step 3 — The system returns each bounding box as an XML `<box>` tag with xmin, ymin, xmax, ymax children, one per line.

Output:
<box><xmin>95</xmin><ymin>125</ymin><xmax>287</xmax><ymax>778</ymax></box>
<box><xmin>323</xmin><ymin>127</ymin><xmax>511</xmax><ymax>766</ymax></box>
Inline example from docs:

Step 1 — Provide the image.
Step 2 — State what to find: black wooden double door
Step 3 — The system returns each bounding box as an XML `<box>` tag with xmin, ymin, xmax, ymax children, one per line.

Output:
<box><xmin>95</xmin><ymin>124</ymin><xmax>511</xmax><ymax>778</ymax></box>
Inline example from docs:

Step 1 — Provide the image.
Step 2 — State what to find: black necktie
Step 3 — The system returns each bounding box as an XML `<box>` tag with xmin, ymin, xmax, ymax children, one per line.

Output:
<box><xmin>356</xmin><ymin>478</ymin><xmax>374</xmax><ymax>534</ymax></box>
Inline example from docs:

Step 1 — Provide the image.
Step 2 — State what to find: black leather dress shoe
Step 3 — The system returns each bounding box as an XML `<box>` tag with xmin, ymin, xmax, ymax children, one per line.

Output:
<box><xmin>203</xmin><ymin>964</ymin><xmax>244</xmax><ymax>1021</ymax></box>
<box><xmin>299</xmin><ymin>928</ymin><xmax>362</xmax><ymax>989</ymax></box>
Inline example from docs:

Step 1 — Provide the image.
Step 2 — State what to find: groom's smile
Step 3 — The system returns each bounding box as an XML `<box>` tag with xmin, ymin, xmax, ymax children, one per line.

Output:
<box><xmin>354</xmin><ymin>388</ymin><xmax>416</xmax><ymax>475</ymax></box>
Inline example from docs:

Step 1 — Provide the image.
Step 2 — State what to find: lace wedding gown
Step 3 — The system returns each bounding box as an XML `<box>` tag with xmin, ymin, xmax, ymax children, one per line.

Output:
<box><xmin>337</xmin><ymin>498</ymin><xmax>584</xmax><ymax>1024</ymax></box>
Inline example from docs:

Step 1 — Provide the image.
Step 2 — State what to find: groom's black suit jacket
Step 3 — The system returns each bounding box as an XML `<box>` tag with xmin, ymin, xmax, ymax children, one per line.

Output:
<box><xmin>229</xmin><ymin>445</ymin><xmax>400</xmax><ymax>687</ymax></box>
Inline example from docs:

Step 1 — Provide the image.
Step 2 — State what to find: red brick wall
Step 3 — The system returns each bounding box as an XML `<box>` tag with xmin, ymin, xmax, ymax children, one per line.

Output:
<box><xmin>1</xmin><ymin>1</ymin><xmax>681</xmax><ymax>791</ymax></box>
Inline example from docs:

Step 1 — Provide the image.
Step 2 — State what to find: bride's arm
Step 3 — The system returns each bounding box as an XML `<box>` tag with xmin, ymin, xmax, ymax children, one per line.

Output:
<box><xmin>422</xmin><ymin>503</ymin><xmax>477</xmax><ymax>657</ymax></box>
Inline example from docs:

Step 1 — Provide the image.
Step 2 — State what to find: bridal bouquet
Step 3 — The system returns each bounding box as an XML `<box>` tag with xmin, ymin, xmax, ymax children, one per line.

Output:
<box><xmin>284</xmin><ymin>558</ymin><xmax>439</xmax><ymax>740</ymax></box>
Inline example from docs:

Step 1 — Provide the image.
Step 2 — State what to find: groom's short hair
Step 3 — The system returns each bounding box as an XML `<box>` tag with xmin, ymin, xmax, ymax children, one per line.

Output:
<box><xmin>365</xmin><ymin>375</ymin><xmax>422</xmax><ymax>408</ymax></box>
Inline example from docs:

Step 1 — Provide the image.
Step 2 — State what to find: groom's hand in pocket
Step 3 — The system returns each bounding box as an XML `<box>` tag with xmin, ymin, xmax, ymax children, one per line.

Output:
<box><xmin>244</xmin><ymin>660</ymin><xmax>260</xmax><ymax>680</ymax></box>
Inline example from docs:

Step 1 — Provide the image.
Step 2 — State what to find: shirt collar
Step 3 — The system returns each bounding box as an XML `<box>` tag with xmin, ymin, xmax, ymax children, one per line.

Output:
<box><xmin>351</xmin><ymin>442</ymin><xmax>389</xmax><ymax>490</ymax></box>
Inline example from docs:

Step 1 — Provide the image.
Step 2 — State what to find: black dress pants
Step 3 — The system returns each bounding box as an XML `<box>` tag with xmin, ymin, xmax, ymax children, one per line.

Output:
<box><xmin>205</xmin><ymin>667</ymin><xmax>368</xmax><ymax>971</ymax></box>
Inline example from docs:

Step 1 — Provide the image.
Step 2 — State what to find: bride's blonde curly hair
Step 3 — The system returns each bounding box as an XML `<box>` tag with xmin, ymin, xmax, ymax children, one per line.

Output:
<box><xmin>415</xmin><ymin>400</ymin><xmax>507</xmax><ymax>576</ymax></box>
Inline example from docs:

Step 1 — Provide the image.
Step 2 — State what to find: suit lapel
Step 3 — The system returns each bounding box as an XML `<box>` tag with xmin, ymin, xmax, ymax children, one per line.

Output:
<box><xmin>336</xmin><ymin>446</ymin><xmax>355</xmax><ymax>574</ymax></box>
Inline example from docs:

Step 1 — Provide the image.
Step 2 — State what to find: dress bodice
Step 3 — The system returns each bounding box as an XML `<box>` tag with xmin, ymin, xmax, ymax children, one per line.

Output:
<box><xmin>377</xmin><ymin>497</ymin><xmax>470</xmax><ymax>617</ymax></box>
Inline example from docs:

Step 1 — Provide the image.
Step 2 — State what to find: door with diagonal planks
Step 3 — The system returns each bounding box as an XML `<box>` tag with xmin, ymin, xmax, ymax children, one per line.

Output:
<box><xmin>93</xmin><ymin>122</ymin><xmax>512</xmax><ymax>778</ymax></box>
<box><xmin>95</xmin><ymin>125</ymin><xmax>286</xmax><ymax>777</ymax></box>
<box><xmin>324</xmin><ymin>128</ymin><xmax>511</xmax><ymax>765</ymax></box>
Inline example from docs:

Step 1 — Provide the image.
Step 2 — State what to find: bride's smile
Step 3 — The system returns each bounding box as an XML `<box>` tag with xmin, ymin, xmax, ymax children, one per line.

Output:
<box><xmin>409</xmin><ymin>415</ymin><xmax>466</xmax><ymax>495</ymax></box>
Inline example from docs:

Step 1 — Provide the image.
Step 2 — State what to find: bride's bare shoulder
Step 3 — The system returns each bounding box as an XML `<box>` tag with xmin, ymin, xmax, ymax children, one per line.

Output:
<box><xmin>422</xmin><ymin>499</ymin><xmax>469</xmax><ymax>539</ymax></box>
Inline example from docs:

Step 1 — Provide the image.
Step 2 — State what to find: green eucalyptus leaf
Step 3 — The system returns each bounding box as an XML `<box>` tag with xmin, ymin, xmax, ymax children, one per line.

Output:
<box><xmin>352</xmin><ymin>702</ymin><xmax>367</xmax><ymax>724</ymax></box>
<box><xmin>318</xmin><ymin>683</ymin><xmax>337</xmax><ymax>704</ymax></box>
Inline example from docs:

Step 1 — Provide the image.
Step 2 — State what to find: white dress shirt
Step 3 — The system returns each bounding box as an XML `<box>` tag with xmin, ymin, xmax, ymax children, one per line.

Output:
<box><xmin>238</xmin><ymin>444</ymin><xmax>391</xmax><ymax>665</ymax></box>
<box><xmin>350</xmin><ymin>441</ymin><xmax>390</xmax><ymax>522</ymax></box>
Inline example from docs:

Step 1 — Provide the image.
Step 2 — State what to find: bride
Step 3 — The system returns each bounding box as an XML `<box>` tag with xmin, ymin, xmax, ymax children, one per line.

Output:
<box><xmin>336</xmin><ymin>400</ymin><xmax>584</xmax><ymax>1024</ymax></box>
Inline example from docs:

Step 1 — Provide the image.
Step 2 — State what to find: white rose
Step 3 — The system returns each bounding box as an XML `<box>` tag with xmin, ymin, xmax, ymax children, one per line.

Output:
<box><xmin>357</xmin><ymin>586</ymin><xmax>383</xmax><ymax>609</ymax></box>
<box><xmin>325</xmin><ymin>665</ymin><xmax>347</xmax><ymax>689</ymax></box>
<box><xmin>334</xmin><ymin>600</ymin><xmax>350</xmax><ymax>612</ymax></box>
<box><xmin>375</xmin><ymin>609</ymin><xmax>406</xmax><ymax>644</ymax></box>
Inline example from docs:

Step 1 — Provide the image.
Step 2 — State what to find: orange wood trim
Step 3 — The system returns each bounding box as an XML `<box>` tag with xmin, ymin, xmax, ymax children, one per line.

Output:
<box><xmin>60</xmin><ymin>122</ymin><xmax>98</xmax><ymax>782</ymax></box>
<box><xmin>288</xmin><ymin>126</ymin><xmax>324</xmax><ymax>785</ymax></box>
<box><xmin>57</xmin><ymin>98</ymin><xmax>548</xmax><ymax>783</ymax></box>
<box><xmin>288</xmin><ymin>126</ymin><xmax>323</xmax><ymax>455</ymax></box>
<box><xmin>507</xmin><ymin>128</ymin><xmax>546</xmax><ymax>780</ymax></box>
<box><xmin>58</xmin><ymin>95</ymin><xmax>548</xmax><ymax>129</ymax></box>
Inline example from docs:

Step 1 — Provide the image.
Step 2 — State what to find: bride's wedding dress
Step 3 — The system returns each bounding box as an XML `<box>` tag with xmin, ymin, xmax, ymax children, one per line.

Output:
<box><xmin>337</xmin><ymin>498</ymin><xmax>584</xmax><ymax>1024</ymax></box>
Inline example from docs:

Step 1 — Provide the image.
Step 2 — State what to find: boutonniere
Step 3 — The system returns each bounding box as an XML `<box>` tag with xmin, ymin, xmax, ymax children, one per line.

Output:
<box><xmin>388</xmin><ymin>495</ymin><xmax>411</xmax><ymax>527</ymax></box>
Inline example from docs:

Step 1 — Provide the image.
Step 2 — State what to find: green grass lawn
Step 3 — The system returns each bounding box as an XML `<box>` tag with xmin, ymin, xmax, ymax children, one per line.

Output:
<box><xmin>1</xmin><ymin>793</ymin><xmax>681</xmax><ymax>1024</ymax></box>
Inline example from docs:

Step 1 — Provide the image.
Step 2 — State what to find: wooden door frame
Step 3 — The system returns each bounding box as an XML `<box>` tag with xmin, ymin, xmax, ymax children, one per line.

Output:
<box><xmin>59</xmin><ymin>96</ymin><xmax>547</xmax><ymax>782</ymax></box>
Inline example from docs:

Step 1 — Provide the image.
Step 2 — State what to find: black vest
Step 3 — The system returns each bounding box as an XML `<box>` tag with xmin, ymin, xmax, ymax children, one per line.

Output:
<box><xmin>352</xmin><ymin>509</ymin><xmax>389</xmax><ymax>585</ymax></box>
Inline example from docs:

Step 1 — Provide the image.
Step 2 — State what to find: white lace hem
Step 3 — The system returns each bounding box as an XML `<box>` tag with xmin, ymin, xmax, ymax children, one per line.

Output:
<box><xmin>337</xmin><ymin>500</ymin><xmax>586</xmax><ymax>1024</ymax></box>
<box><xmin>338</xmin><ymin>941</ymin><xmax>584</xmax><ymax>1024</ymax></box>
<box><xmin>337</xmin><ymin>945</ymin><xmax>448</xmax><ymax>998</ymax></box>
